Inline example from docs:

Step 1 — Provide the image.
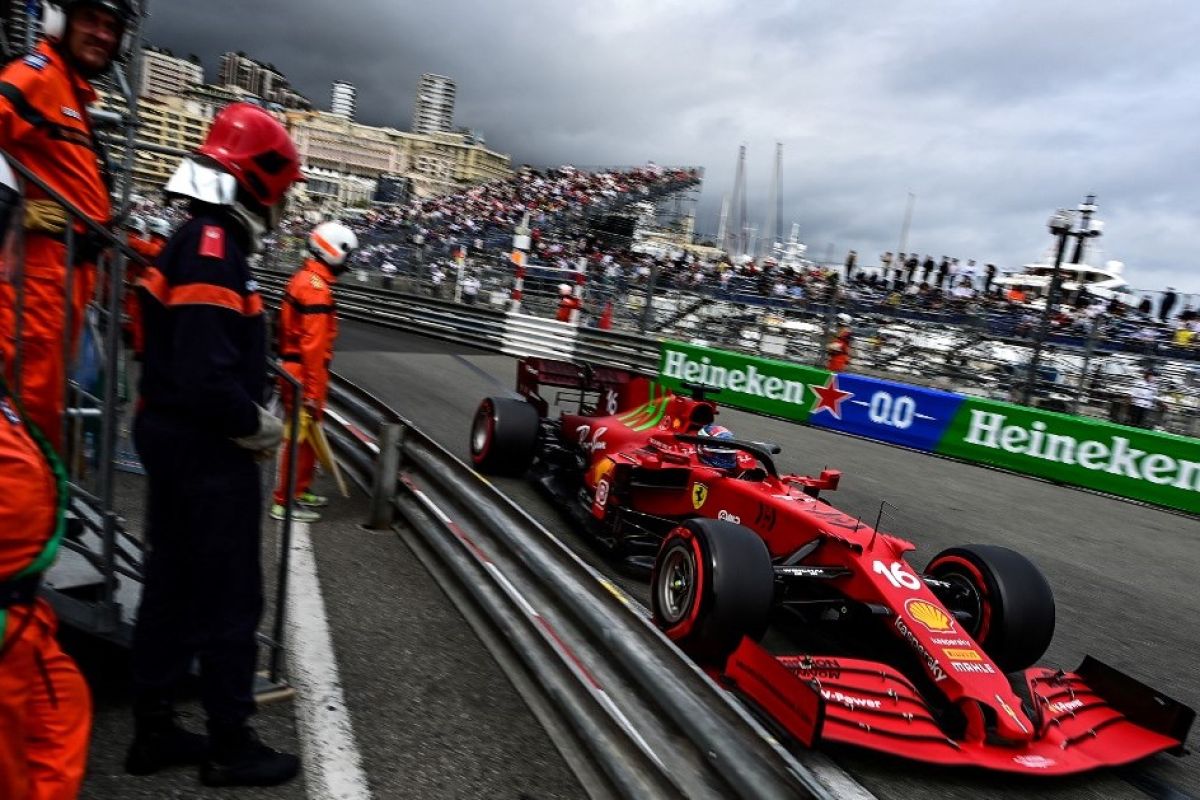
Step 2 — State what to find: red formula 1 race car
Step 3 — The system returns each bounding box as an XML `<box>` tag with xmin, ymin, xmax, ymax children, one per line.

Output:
<box><xmin>468</xmin><ymin>357</ymin><xmax>1194</xmax><ymax>775</ymax></box>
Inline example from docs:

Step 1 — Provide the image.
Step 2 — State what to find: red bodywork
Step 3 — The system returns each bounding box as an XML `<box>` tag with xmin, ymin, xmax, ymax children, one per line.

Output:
<box><xmin>515</xmin><ymin>358</ymin><xmax>1193</xmax><ymax>774</ymax></box>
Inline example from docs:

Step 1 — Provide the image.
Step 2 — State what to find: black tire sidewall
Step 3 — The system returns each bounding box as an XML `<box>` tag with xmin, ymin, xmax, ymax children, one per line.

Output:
<box><xmin>470</xmin><ymin>396</ymin><xmax>539</xmax><ymax>475</ymax></box>
<box><xmin>652</xmin><ymin>519</ymin><xmax>774</xmax><ymax>664</ymax></box>
<box><xmin>927</xmin><ymin>544</ymin><xmax>1055</xmax><ymax>673</ymax></box>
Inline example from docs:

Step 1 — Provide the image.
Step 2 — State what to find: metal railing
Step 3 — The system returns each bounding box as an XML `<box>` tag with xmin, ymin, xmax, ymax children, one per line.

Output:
<box><xmin>317</xmin><ymin>371</ymin><xmax>830</xmax><ymax>799</ymax></box>
<box><xmin>2</xmin><ymin>148</ymin><xmax>300</xmax><ymax>689</ymax></box>
<box><xmin>255</xmin><ymin>262</ymin><xmax>1199</xmax><ymax>437</ymax></box>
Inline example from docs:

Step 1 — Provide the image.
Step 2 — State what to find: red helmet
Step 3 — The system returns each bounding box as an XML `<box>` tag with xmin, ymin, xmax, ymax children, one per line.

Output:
<box><xmin>197</xmin><ymin>103</ymin><xmax>303</xmax><ymax>207</ymax></box>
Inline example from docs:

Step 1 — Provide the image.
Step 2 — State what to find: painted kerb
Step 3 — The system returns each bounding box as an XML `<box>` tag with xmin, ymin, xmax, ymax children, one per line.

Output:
<box><xmin>657</xmin><ymin>341</ymin><xmax>1200</xmax><ymax>515</ymax></box>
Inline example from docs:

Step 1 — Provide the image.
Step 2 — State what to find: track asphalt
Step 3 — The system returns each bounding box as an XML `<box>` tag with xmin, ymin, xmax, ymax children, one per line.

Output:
<box><xmin>335</xmin><ymin>319</ymin><xmax>1199</xmax><ymax>800</ymax></box>
<box><xmin>71</xmin><ymin>317</ymin><xmax>1196</xmax><ymax>799</ymax></box>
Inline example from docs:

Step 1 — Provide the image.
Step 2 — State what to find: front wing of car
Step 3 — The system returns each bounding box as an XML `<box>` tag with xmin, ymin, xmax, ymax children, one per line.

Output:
<box><xmin>722</xmin><ymin>638</ymin><xmax>1193</xmax><ymax>775</ymax></box>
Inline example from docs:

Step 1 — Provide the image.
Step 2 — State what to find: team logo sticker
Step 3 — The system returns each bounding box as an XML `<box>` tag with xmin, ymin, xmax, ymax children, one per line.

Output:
<box><xmin>904</xmin><ymin>598</ymin><xmax>955</xmax><ymax>632</ymax></box>
<box><xmin>1013</xmin><ymin>754</ymin><xmax>1055</xmax><ymax>769</ymax></box>
<box><xmin>942</xmin><ymin>648</ymin><xmax>981</xmax><ymax>661</ymax></box>
<box><xmin>691</xmin><ymin>483</ymin><xmax>708</xmax><ymax>509</ymax></box>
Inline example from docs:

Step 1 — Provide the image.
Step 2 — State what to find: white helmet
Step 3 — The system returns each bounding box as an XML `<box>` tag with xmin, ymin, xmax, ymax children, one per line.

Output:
<box><xmin>147</xmin><ymin>217</ymin><xmax>171</xmax><ymax>238</ymax></box>
<box><xmin>308</xmin><ymin>221</ymin><xmax>359</xmax><ymax>268</ymax></box>
<box><xmin>558</xmin><ymin>283</ymin><xmax>572</xmax><ymax>296</ymax></box>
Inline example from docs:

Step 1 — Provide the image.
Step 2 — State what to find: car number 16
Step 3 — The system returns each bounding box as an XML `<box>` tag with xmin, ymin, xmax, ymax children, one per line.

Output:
<box><xmin>872</xmin><ymin>559</ymin><xmax>922</xmax><ymax>590</ymax></box>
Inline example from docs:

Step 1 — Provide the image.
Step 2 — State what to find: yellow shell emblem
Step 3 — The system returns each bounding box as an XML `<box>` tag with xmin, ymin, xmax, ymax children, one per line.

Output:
<box><xmin>309</xmin><ymin>274</ymin><xmax>326</xmax><ymax>290</ymax></box>
<box><xmin>692</xmin><ymin>483</ymin><xmax>708</xmax><ymax>510</ymax></box>
<box><xmin>904</xmin><ymin>599</ymin><xmax>955</xmax><ymax>633</ymax></box>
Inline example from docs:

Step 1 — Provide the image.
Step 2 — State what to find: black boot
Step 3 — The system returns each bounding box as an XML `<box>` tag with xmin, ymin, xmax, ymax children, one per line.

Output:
<box><xmin>199</xmin><ymin>725</ymin><xmax>299</xmax><ymax>787</ymax></box>
<box><xmin>125</xmin><ymin>712</ymin><xmax>209</xmax><ymax>775</ymax></box>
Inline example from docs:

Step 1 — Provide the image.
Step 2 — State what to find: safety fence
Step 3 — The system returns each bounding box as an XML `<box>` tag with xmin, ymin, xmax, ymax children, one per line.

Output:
<box><xmin>261</xmin><ymin>260</ymin><xmax>1200</xmax><ymax>438</ymax></box>
<box><xmin>268</xmin><ymin>269</ymin><xmax>1199</xmax><ymax>514</ymax></box>
<box><xmin>318</xmin><ymin>372</ymin><xmax>831</xmax><ymax>800</ymax></box>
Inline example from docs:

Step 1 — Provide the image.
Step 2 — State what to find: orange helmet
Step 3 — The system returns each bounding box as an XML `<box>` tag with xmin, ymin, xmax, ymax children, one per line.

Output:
<box><xmin>197</xmin><ymin>103</ymin><xmax>303</xmax><ymax>207</ymax></box>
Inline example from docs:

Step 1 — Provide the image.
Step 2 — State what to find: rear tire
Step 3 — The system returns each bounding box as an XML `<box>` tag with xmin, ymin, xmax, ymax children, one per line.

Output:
<box><xmin>651</xmin><ymin>519</ymin><xmax>774</xmax><ymax>664</ymax></box>
<box><xmin>925</xmin><ymin>544</ymin><xmax>1055</xmax><ymax>673</ymax></box>
<box><xmin>469</xmin><ymin>396</ymin><xmax>540</xmax><ymax>476</ymax></box>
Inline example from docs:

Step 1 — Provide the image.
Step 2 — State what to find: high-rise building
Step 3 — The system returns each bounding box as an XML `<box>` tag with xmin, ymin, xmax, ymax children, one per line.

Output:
<box><xmin>411</xmin><ymin>73</ymin><xmax>455</xmax><ymax>135</ymax></box>
<box><xmin>139</xmin><ymin>46</ymin><xmax>204</xmax><ymax>100</ymax></box>
<box><xmin>217</xmin><ymin>51</ymin><xmax>311</xmax><ymax>110</ymax></box>
<box><xmin>330</xmin><ymin>81</ymin><xmax>356</xmax><ymax>120</ymax></box>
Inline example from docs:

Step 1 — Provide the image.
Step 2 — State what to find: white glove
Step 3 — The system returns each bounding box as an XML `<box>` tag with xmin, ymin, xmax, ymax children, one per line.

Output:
<box><xmin>233</xmin><ymin>405</ymin><xmax>284</xmax><ymax>454</ymax></box>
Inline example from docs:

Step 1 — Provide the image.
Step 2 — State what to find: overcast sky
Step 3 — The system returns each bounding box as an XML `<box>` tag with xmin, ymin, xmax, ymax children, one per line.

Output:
<box><xmin>143</xmin><ymin>0</ymin><xmax>1200</xmax><ymax>295</ymax></box>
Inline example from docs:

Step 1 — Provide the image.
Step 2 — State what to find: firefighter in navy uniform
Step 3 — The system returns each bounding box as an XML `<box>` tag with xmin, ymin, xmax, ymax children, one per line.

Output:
<box><xmin>128</xmin><ymin>103</ymin><xmax>304</xmax><ymax>787</ymax></box>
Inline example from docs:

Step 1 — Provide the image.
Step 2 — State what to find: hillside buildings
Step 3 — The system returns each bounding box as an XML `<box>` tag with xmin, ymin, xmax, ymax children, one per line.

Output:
<box><xmin>139</xmin><ymin>46</ymin><xmax>204</xmax><ymax>100</ymax></box>
<box><xmin>217</xmin><ymin>51</ymin><xmax>311</xmax><ymax>110</ymax></box>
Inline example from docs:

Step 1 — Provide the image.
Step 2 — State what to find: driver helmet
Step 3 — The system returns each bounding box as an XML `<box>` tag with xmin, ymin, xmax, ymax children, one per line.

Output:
<box><xmin>696</xmin><ymin>423</ymin><xmax>736</xmax><ymax>469</ymax></box>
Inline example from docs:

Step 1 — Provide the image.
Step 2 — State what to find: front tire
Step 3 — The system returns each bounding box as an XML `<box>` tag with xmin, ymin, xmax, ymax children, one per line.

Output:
<box><xmin>651</xmin><ymin>519</ymin><xmax>774</xmax><ymax>664</ymax></box>
<box><xmin>469</xmin><ymin>396</ymin><xmax>540</xmax><ymax>476</ymax></box>
<box><xmin>925</xmin><ymin>544</ymin><xmax>1055</xmax><ymax>673</ymax></box>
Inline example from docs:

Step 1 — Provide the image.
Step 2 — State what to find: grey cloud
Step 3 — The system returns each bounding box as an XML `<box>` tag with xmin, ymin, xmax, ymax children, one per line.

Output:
<box><xmin>141</xmin><ymin>0</ymin><xmax>1200</xmax><ymax>292</ymax></box>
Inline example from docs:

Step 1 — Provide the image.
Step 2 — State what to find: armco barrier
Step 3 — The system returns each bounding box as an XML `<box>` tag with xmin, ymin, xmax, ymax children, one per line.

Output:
<box><xmin>656</xmin><ymin>340</ymin><xmax>1200</xmax><ymax>515</ymax></box>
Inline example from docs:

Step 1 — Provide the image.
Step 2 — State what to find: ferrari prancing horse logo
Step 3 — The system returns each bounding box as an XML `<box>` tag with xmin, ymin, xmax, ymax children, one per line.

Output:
<box><xmin>692</xmin><ymin>483</ymin><xmax>708</xmax><ymax>509</ymax></box>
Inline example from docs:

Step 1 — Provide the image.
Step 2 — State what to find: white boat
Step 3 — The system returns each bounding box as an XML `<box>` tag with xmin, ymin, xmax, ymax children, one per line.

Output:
<box><xmin>994</xmin><ymin>199</ymin><xmax>1136</xmax><ymax>305</ymax></box>
<box><xmin>993</xmin><ymin>258</ymin><xmax>1134</xmax><ymax>304</ymax></box>
<box><xmin>771</xmin><ymin>224</ymin><xmax>814</xmax><ymax>273</ymax></box>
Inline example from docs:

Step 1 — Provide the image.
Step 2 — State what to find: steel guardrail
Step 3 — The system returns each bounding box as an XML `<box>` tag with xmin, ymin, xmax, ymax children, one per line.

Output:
<box><xmin>255</xmin><ymin>268</ymin><xmax>660</xmax><ymax>374</ymax></box>
<box><xmin>318</xmin><ymin>371</ymin><xmax>830</xmax><ymax>800</ymax></box>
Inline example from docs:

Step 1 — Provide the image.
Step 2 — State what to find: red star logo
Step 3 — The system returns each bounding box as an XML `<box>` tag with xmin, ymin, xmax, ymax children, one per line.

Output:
<box><xmin>809</xmin><ymin>375</ymin><xmax>853</xmax><ymax>419</ymax></box>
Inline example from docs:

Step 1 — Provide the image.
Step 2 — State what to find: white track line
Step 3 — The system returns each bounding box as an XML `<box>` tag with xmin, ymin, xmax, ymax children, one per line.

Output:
<box><xmin>286</xmin><ymin>521</ymin><xmax>374</xmax><ymax>800</ymax></box>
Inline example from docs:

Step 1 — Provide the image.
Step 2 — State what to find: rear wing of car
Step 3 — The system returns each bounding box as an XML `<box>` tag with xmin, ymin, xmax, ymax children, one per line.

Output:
<box><xmin>516</xmin><ymin>357</ymin><xmax>652</xmax><ymax>417</ymax></box>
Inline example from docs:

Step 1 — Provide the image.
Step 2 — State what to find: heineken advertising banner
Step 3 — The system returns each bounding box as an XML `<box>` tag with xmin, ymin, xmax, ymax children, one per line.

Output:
<box><xmin>657</xmin><ymin>340</ymin><xmax>827</xmax><ymax>423</ymax></box>
<box><xmin>802</xmin><ymin>373</ymin><xmax>966</xmax><ymax>452</ymax></box>
<box><xmin>938</xmin><ymin>399</ymin><xmax>1200</xmax><ymax>515</ymax></box>
<box><xmin>658</xmin><ymin>341</ymin><xmax>1200</xmax><ymax>515</ymax></box>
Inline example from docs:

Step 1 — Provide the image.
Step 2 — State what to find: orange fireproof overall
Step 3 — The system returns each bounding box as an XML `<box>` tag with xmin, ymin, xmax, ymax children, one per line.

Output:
<box><xmin>0</xmin><ymin>381</ymin><xmax>91</xmax><ymax>800</ymax></box>
<box><xmin>274</xmin><ymin>259</ymin><xmax>338</xmax><ymax>504</ymax></box>
<box><xmin>0</xmin><ymin>41</ymin><xmax>112</xmax><ymax>450</ymax></box>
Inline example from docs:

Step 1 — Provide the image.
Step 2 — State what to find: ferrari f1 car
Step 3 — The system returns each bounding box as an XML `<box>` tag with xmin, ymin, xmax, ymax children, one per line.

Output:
<box><xmin>468</xmin><ymin>357</ymin><xmax>1194</xmax><ymax>775</ymax></box>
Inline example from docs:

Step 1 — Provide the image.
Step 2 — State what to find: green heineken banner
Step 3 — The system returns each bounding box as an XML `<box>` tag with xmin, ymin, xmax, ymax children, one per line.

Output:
<box><xmin>657</xmin><ymin>340</ymin><xmax>1200</xmax><ymax>515</ymax></box>
<box><xmin>657</xmin><ymin>340</ymin><xmax>828</xmax><ymax>423</ymax></box>
<box><xmin>938</xmin><ymin>398</ymin><xmax>1200</xmax><ymax>515</ymax></box>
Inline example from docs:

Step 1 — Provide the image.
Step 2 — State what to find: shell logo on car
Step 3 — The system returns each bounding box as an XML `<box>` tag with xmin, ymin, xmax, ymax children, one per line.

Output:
<box><xmin>905</xmin><ymin>598</ymin><xmax>955</xmax><ymax>633</ymax></box>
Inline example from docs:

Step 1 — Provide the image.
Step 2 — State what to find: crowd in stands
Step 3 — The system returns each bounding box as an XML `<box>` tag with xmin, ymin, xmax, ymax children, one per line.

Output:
<box><xmin>128</xmin><ymin>165</ymin><xmax>1198</xmax><ymax>353</ymax></box>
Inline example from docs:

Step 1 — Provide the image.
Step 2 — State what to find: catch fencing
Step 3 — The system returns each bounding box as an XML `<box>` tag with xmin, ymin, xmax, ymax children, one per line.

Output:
<box><xmin>255</xmin><ymin>261</ymin><xmax>1200</xmax><ymax>439</ymax></box>
<box><xmin>269</xmin><ymin>269</ymin><xmax>1199</xmax><ymax>514</ymax></box>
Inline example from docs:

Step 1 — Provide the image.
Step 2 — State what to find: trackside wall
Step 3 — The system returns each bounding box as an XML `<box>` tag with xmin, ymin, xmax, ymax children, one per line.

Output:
<box><xmin>656</xmin><ymin>341</ymin><xmax>1200</xmax><ymax>515</ymax></box>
